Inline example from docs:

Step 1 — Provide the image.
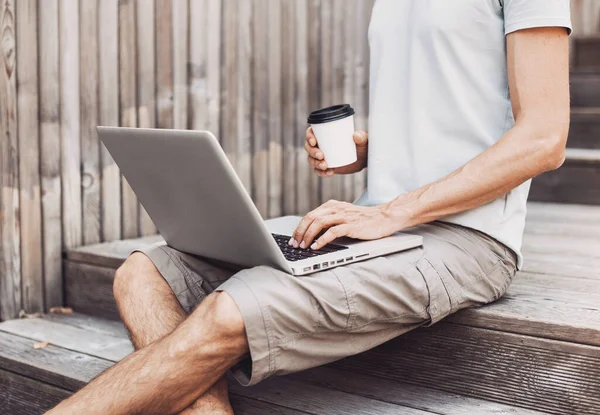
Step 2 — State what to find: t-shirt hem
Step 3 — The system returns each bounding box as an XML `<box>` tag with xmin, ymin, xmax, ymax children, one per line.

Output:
<box><xmin>505</xmin><ymin>17</ymin><xmax>572</xmax><ymax>36</ymax></box>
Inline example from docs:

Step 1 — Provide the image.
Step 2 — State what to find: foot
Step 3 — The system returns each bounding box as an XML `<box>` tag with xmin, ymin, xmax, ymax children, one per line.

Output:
<box><xmin>179</xmin><ymin>377</ymin><xmax>234</xmax><ymax>415</ymax></box>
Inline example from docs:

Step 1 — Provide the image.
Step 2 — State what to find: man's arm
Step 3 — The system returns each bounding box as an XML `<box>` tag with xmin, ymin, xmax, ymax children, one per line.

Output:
<box><xmin>291</xmin><ymin>26</ymin><xmax>570</xmax><ymax>250</ymax></box>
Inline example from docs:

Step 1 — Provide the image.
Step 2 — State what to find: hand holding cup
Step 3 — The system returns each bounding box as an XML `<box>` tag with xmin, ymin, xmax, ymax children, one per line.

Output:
<box><xmin>305</xmin><ymin>104</ymin><xmax>368</xmax><ymax>177</ymax></box>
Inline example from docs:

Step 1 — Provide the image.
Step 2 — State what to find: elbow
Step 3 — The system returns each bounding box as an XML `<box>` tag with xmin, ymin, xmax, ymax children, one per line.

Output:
<box><xmin>534</xmin><ymin>123</ymin><xmax>569</xmax><ymax>172</ymax></box>
<box><xmin>542</xmin><ymin>136</ymin><xmax>567</xmax><ymax>171</ymax></box>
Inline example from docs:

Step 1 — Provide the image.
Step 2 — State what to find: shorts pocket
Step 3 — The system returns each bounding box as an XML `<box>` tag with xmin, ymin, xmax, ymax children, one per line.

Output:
<box><xmin>416</xmin><ymin>258</ymin><xmax>452</xmax><ymax>326</ymax></box>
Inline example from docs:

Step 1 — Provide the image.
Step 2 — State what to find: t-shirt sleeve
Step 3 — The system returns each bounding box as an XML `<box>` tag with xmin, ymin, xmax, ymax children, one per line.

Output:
<box><xmin>502</xmin><ymin>0</ymin><xmax>572</xmax><ymax>36</ymax></box>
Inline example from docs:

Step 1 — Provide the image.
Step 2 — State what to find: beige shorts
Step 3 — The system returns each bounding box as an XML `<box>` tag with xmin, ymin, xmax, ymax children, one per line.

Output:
<box><xmin>135</xmin><ymin>221</ymin><xmax>517</xmax><ymax>386</ymax></box>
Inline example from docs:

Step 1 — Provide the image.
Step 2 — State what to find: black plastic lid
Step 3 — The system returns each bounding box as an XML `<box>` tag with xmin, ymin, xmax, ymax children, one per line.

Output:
<box><xmin>307</xmin><ymin>104</ymin><xmax>355</xmax><ymax>124</ymax></box>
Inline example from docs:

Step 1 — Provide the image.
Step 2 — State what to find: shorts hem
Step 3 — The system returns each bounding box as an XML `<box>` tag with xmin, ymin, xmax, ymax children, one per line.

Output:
<box><xmin>133</xmin><ymin>245</ymin><xmax>197</xmax><ymax>313</ymax></box>
<box><xmin>217</xmin><ymin>275</ymin><xmax>272</xmax><ymax>387</ymax></box>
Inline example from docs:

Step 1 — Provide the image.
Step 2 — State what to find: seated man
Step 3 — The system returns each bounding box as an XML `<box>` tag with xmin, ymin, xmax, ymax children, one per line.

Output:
<box><xmin>49</xmin><ymin>1</ymin><xmax>571</xmax><ymax>414</ymax></box>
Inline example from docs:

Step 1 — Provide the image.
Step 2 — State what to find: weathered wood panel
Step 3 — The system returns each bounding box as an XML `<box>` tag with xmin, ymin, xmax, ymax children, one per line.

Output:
<box><xmin>0</xmin><ymin>0</ymin><xmax>20</xmax><ymax>321</ymax></box>
<box><xmin>172</xmin><ymin>0</ymin><xmax>188</xmax><ymax>130</ymax></box>
<box><xmin>251</xmin><ymin>0</ymin><xmax>269</xmax><ymax>217</ymax></box>
<box><xmin>60</xmin><ymin>0</ymin><xmax>82</xmax><ymax>250</ymax></box>
<box><xmin>237</xmin><ymin>0</ymin><xmax>253</xmax><ymax>194</ymax></box>
<box><xmin>333</xmin><ymin>323</ymin><xmax>600</xmax><ymax>415</ymax></box>
<box><xmin>155</xmin><ymin>0</ymin><xmax>174</xmax><ymax>132</ymax></box>
<box><xmin>136</xmin><ymin>0</ymin><xmax>157</xmax><ymax>236</ymax></box>
<box><xmin>529</xmin><ymin>152</ymin><xmax>600</xmax><ymax>205</ymax></box>
<box><xmin>17</xmin><ymin>0</ymin><xmax>43</xmax><ymax>314</ymax></box>
<box><xmin>282</xmin><ymin>0</ymin><xmax>297</xmax><ymax>215</ymax></box>
<box><xmin>99</xmin><ymin>0</ymin><xmax>122</xmax><ymax>243</ymax></box>
<box><xmin>38</xmin><ymin>0</ymin><xmax>63</xmax><ymax>310</ymax></box>
<box><xmin>294</xmin><ymin>1</ymin><xmax>311</xmax><ymax>215</ymax></box>
<box><xmin>0</xmin><ymin>369</ymin><xmax>70</xmax><ymax>415</ymax></box>
<box><xmin>80</xmin><ymin>0</ymin><xmax>101</xmax><ymax>246</ymax></box>
<box><xmin>267</xmin><ymin>0</ymin><xmax>283</xmax><ymax>217</ymax></box>
<box><xmin>119</xmin><ymin>0</ymin><xmax>139</xmax><ymax>239</ymax></box>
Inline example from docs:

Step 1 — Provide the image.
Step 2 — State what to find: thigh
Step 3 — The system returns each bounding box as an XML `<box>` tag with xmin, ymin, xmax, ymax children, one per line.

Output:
<box><xmin>217</xmin><ymin>221</ymin><xmax>517</xmax><ymax>386</ymax></box>
<box><xmin>134</xmin><ymin>243</ymin><xmax>243</xmax><ymax>314</ymax></box>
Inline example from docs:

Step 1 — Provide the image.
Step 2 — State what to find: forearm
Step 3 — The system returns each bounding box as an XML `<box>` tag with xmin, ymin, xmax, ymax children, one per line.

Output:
<box><xmin>385</xmin><ymin>120</ymin><xmax>568</xmax><ymax>229</ymax></box>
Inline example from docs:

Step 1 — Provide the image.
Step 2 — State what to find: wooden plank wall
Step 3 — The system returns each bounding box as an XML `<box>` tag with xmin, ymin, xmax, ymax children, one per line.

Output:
<box><xmin>0</xmin><ymin>1</ymin><xmax>597</xmax><ymax>320</ymax></box>
<box><xmin>0</xmin><ymin>0</ymin><xmax>374</xmax><ymax>320</ymax></box>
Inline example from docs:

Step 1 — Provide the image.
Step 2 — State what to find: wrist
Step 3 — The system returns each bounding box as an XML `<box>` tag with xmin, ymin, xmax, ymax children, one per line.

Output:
<box><xmin>382</xmin><ymin>192</ymin><xmax>424</xmax><ymax>230</ymax></box>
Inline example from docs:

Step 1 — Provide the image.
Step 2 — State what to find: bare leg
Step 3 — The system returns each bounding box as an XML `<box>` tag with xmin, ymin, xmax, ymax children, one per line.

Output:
<box><xmin>47</xmin><ymin>290</ymin><xmax>248</xmax><ymax>415</ymax></box>
<box><xmin>113</xmin><ymin>253</ymin><xmax>234</xmax><ymax>414</ymax></box>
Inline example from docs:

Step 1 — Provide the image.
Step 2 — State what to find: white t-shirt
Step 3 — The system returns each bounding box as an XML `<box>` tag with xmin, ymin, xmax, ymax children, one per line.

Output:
<box><xmin>356</xmin><ymin>0</ymin><xmax>572</xmax><ymax>268</ymax></box>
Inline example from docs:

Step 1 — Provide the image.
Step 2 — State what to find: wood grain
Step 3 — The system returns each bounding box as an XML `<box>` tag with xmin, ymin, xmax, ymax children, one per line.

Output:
<box><xmin>529</xmin><ymin>156</ymin><xmax>600</xmax><ymax>205</ymax></box>
<box><xmin>66</xmin><ymin>234</ymin><xmax>163</xmax><ymax>268</ymax></box>
<box><xmin>0</xmin><ymin>369</ymin><xmax>70</xmax><ymax>414</ymax></box>
<box><xmin>334</xmin><ymin>323</ymin><xmax>600</xmax><ymax>415</ymax></box>
<box><xmin>0</xmin><ymin>331</ymin><xmax>110</xmax><ymax>391</ymax></box>
<box><xmin>282</xmin><ymin>0</ymin><xmax>297</xmax><ymax>215</ymax></box>
<box><xmin>80</xmin><ymin>0</ymin><xmax>101</xmax><ymax>245</ymax></box>
<box><xmin>0</xmin><ymin>318</ymin><xmax>133</xmax><ymax>361</ymax></box>
<box><xmin>119</xmin><ymin>0</ymin><xmax>139</xmax><ymax>239</ymax></box>
<box><xmin>136</xmin><ymin>0</ymin><xmax>157</xmax><ymax>236</ymax></box>
<box><xmin>237</xmin><ymin>0</ymin><xmax>253</xmax><ymax>194</ymax></box>
<box><xmin>307</xmin><ymin>0</ymin><xmax>322</xmax><ymax>209</ymax></box>
<box><xmin>172</xmin><ymin>0</ymin><xmax>188</xmax><ymax>130</ymax></box>
<box><xmin>64</xmin><ymin>261</ymin><xmax>122</xmax><ymax>320</ymax></box>
<box><xmin>155</xmin><ymin>0</ymin><xmax>174</xmax><ymax>131</ymax></box>
<box><xmin>251</xmin><ymin>0</ymin><xmax>269</xmax><ymax>217</ymax></box>
<box><xmin>0</xmin><ymin>0</ymin><xmax>20</xmax><ymax>320</ymax></box>
<box><xmin>16</xmin><ymin>0</ymin><xmax>43</xmax><ymax>314</ymax></box>
<box><xmin>189</xmin><ymin>0</ymin><xmax>208</xmax><ymax>131</ymax></box>
<box><xmin>319</xmin><ymin>0</ymin><xmax>340</xmax><ymax>204</ymax></box>
<box><xmin>221</xmin><ymin>0</ymin><xmax>239</xmax><ymax>175</ymax></box>
<box><xmin>206</xmin><ymin>0</ymin><xmax>222</xmax><ymax>137</ymax></box>
<box><xmin>230</xmin><ymin>375</ymin><xmax>436</xmax><ymax>415</ymax></box>
<box><xmin>292</xmin><ymin>367</ymin><xmax>545</xmax><ymax>415</ymax></box>
<box><xmin>38</xmin><ymin>0</ymin><xmax>63</xmax><ymax>310</ymax></box>
<box><xmin>341</xmin><ymin>0</ymin><xmax>356</xmax><ymax>202</ymax></box>
<box><xmin>352</xmin><ymin>0</ymin><xmax>372</xmax><ymax>199</ymax></box>
<box><xmin>60</xmin><ymin>0</ymin><xmax>82</xmax><ymax>250</ymax></box>
<box><xmin>294</xmin><ymin>1</ymin><xmax>311</xmax><ymax>215</ymax></box>
<box><xmin>99</xmin><ymin>0</ymin><xmax>122</xmax><ymax>243</ymax></box>
<box><xmin>569</xmin><ymin>108</ymin><xmax>600</xmax><ymax>149</ymax></box>
<box><xmin>267</xmin><ymin>0</ymin><xmax>282</xmax><ymax>218</ymax></box>
<box><xmin>42</xmin><ymin>312</ymin><xmax>129</xmax><ymax>339</ymax></box>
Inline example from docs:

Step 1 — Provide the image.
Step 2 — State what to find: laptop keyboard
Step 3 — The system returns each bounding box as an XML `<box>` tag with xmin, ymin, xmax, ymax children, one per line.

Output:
<box><xmin>272</xmin><ymin>233</ymin><xmax>348</xmax><ymax>262</ymax></box>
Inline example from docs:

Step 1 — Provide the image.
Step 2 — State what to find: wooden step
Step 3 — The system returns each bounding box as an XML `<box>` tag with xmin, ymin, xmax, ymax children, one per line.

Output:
<box><xmin>569</xmin><ymin>108</ymin><xmax>600</xmax><ymax>149</ymax></box>
<box><xmin>59</xmin><ymin>202</ymin><xmax>600</xmax><ymax>414</ymax></box>
<box><xmin>0</xmin><ymin>313</ymin><xmax>547</xmax><ymax>415</ymax></box>
<box><xmin>573</xmin><ymin>36</ymin><xmax>600</xmax><ymax>69</ymax></box>
<box><xmin>571</xmin><ymin>70</ymin><xmax>600</xmax><ymax>107</ymax></box>
<box><xmin>529</xmin><ymin>148</ymin><xmax>600</xmax><ymax>205</ymax></box>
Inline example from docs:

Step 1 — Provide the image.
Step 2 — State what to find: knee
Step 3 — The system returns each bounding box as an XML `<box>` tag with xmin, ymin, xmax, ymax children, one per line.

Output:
<box><xmin>204</xmin><ymin>292</ymin><xmax>245</xmax><ymax>336</ymax></box>
<box><xmin>181</xmin><ymin>292</ymin><xmax>247</xmax><ymax>357</ymax></box>
<box><xmin>113</xmin><ymin>252</ymin><xmax>157</xmax><ymax>304</ymax></box>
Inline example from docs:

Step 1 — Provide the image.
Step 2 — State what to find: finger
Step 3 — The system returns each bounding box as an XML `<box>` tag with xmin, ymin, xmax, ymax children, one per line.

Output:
<box><xmin>313</xmin><ymin>167</ymin><xmax>334</xmax><ymax>177</ymax></box>
<box><xmin>304</xmin><ymin>141</ymin><xmax>324</xmax><ymax>161</ymax></box>
<box><xmin>353</xmin><ymin>130</ymin><xmax>368</xmax><ymax>146</ymax></box>
<box><xmin>301</xmin><ymin>214</ymin><xmax>344</xmax><ymax>249</ymax></box>
<box><xmin>306</xmin><ymin>127</ymin><xmax>318</xmax><ymax>147</ymax></box>
<box><xmin>290</xmin><ymin>207</ymin><xmax>336</xmax><ymax>247</ymax></box>
<box><xmin>308</xmin><ymin>155</ymin><xmax>328</xmax><ymax>171</ymax></box>
<box><xmin>313</xmin><ymin>168</ymin><xmax>329</xmax><ymax>177</ymax></box>
<box><xmin>311</xmin><ymin>225</ymin><xmax>350</xmax><ymax>250</ymax></box>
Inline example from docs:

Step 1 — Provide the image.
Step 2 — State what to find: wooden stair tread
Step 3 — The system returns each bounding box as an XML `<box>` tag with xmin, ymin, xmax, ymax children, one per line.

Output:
<box><xmin>0</xmin><ymin>314</ymin><xmax>551</xmax><ymax>415</ymax></box>
<box><xmin>564</xmin><ymin>148</ymin><xmax>600</xmax><ymax>163</ymax></box>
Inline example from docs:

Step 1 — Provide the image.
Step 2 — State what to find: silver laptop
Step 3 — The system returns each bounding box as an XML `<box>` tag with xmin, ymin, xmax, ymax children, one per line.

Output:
<box><xmin>98</xmin><ymin>127</ymin><xmax>423</xmax><ymax>276</ymax></box>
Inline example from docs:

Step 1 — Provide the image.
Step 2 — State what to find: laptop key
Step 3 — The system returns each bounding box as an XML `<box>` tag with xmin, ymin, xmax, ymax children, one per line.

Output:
<box><xmin>271</xmin><ymin>233</ymin><xmax>348</xmax><ymax>262</ymax></box>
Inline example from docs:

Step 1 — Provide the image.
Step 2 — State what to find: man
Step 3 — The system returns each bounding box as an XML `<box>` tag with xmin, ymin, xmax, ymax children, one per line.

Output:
<box><xmin>49</xmin><ymin>0</ymin><xmax>571</xmax><ymax>414</ymax></box>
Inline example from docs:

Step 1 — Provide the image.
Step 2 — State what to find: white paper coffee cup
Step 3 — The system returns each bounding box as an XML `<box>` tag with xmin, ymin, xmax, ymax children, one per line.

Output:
<box><xmin>308</xmin><ymin>104</ymin><xmax>357</xmax><ymax>168</ymax></box>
